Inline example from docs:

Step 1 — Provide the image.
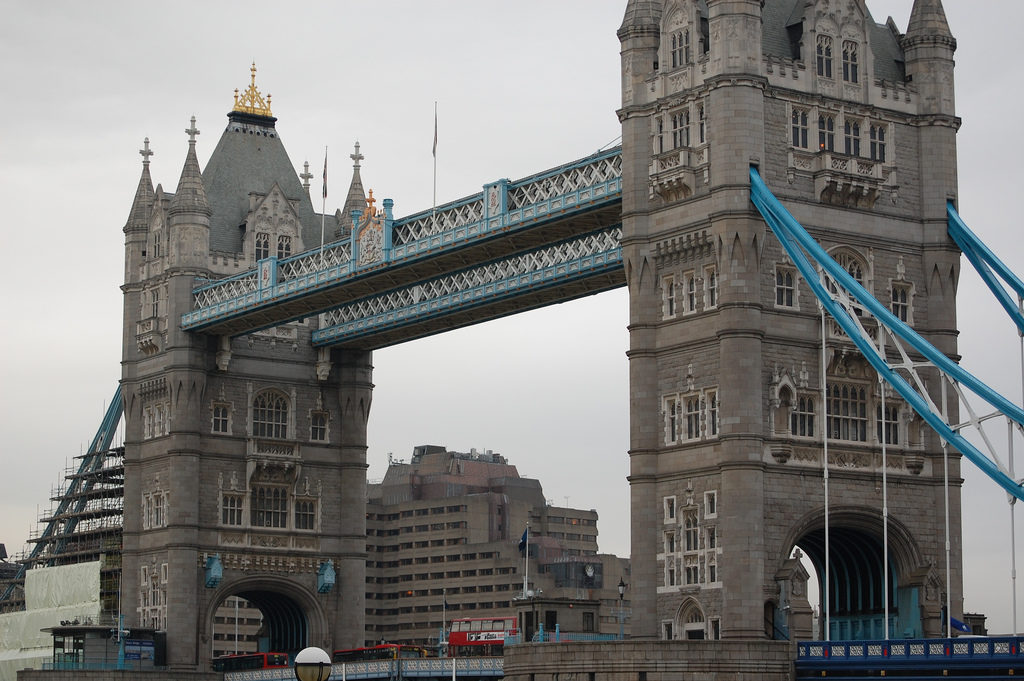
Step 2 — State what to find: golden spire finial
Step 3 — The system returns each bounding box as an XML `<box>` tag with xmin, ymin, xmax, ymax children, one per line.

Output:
<box><xmin>231</xmin><ymin>62</ymin><xmax>273</xmax><ymax>117</ymax></box>
<box><xmin>363</xmin><ymin>189</ymin><xmax>377</xmax><ymax>219</ymax></box>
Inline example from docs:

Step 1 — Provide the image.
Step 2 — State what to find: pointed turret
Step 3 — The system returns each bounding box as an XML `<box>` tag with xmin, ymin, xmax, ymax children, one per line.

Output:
<box><xmin>337</xmin><ymin>141</ymin><xmax>367</xmax><ymax>238</ymax></box>
<box><xmin>124</xmin><ymin>138</ymin><xmax>155</xmax><ymax>234</ymax></box>
<box><xmin>169</xmin><ymin>116</ymin><xmax>211</xmax><ymax>220</ymax></box>
<box><xmin>905</xmin><ymin>0</ymin><xmax>955</xmax><ymax>47</ymax></box>
<box><xmin>167</xmin><ymin>116</ymin><xmax>211</xmax><ymax>273</ymax></box>
<box><xmin>618</xmin><ymin>0</ymin><xmax>661</xmax><ymax>39</ymax></box>
<box><xmin>123</xmin><ymin>138</ymin><xmax>156</xmax><ymax>286</ymax></box>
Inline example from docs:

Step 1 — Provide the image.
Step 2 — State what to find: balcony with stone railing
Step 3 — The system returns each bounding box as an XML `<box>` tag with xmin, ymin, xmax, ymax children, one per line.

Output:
<box><xmin>649</xmin><ymin>145</ymin><xmax>708</xmax><ymax>202</ymax></box>
<box><xmin>788</xmin><ymin>149</ymin><xmax>894</xmax><ymax>208</ymax></box>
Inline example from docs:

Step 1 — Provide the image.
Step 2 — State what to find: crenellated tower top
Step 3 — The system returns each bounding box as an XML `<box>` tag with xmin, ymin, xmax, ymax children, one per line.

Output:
<box><xmin>232</xmin><ymin>63</ymin><xmax>273</xmax><ymax>117</ymax></box>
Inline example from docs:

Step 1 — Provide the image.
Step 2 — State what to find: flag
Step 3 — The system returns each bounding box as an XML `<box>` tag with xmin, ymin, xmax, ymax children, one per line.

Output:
<box><xmin>432</xmin><ymin>104</ymin><xmax>437</xmax><ymax>158</ymax></box>
<box><xmin>322</xmin><ymin>151</ymin><xmax>328</xmax><ymax>200</ymax></box>
<box><xmin>518</xmin><ymin>527</ymin><xmax>528</xmax><ymax>554</ymax></box>
<box><xmin>950</xmin><ymin>616</ymin><xmax>971</xmax><ymax>634</ymax></box>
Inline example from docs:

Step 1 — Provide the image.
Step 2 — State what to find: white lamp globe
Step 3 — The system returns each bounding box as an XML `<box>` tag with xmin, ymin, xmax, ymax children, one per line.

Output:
<box><xmin>294</xmin><ymin>646</ymin><xmax>332</xmax><ymax>681</ymax></box>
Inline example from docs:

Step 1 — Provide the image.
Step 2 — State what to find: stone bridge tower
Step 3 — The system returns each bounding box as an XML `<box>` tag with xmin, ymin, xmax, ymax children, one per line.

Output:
<box><xmin>618</xmin><ymin>0</ymin><xmax>961</xmax><ymax>641</ymax></box>
<box><xmin>120</xmin><ymin>71</ymin><xmax>368</xmax><ymax>669</ymax></box>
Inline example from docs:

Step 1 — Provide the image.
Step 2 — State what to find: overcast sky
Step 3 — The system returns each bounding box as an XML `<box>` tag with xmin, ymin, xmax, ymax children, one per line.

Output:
<box><xmin>2</xmin><ymin>0</ymin><xmax>1024</xmax><ymax>633</ymax></box>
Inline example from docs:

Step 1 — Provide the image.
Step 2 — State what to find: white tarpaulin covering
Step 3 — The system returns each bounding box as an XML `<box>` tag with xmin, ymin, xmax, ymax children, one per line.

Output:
<box><xmin>0</xmin><ymin>562</ymin><xmax>103</xmax><ymax>681</ymax></box>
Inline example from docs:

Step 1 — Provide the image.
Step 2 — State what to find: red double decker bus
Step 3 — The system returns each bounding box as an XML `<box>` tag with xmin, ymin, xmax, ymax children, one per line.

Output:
<box><xmin>211</xmin><ymin>652</ymin><xmax>289</xmax><ymax>672</ymax></box>
<box><xmin>332</xmin><ymin>644</ymin><xmax>427</xmax><ymax>662</ymax></box>
<box><xmin>447</xmin><ymin>617</ymin><xmax>517</xmax><ymax>657</ymax></box>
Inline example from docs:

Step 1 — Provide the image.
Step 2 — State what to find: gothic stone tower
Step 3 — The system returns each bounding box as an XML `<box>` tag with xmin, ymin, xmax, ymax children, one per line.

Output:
<box><xmin>618</xmin><ymin>0</ymin><xmax>961</xmax><ymax>640</ymax></box>
<box><xmin>120</xmin><ymin>72</ymin><xmax>369</xmax><ymax>669</ymax></box>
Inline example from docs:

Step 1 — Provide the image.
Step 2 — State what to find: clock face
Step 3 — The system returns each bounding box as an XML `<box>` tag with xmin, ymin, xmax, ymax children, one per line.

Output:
<box><xmin>585</xmin><ymin>564</ymin><xmax>595</xmax><ymax>577</ymax></box>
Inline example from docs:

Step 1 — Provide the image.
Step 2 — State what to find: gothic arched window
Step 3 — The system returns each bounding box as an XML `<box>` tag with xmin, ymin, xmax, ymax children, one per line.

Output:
<box><xmin>253</xmin><ymin>390</ymin><xmax>288</xmax><ymax>439</ymax></box>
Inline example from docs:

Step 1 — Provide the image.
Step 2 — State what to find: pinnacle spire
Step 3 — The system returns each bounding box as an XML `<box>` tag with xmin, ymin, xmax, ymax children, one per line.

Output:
<box><xmin>124</xmin><ymin>137</ymin><xmax>155</xmax><ymax>233</ymax></box>
<box><xmin>169</xmin><ymin>116</ymin><xmax>211</xmax><ymax>217</ymax></box>
<box><xmin>904</xmin><ymin>0</ymin><xmax>955</xmax><ymax>49</ymax></box>
<box><xmin>618</xmin><ymin>0</ymin><xmax>662</xmax><ymax>40</ymax></box>
<box><xmin>341</xmin><ymin>141</ymin><xmax>367</xmax><ymax>231</ymax></box>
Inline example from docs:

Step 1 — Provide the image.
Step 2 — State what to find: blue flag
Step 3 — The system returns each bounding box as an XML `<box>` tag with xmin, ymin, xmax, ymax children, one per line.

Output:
<box><xmin>518</xmin><ymin>527</ymin><xmax>528</xmax><ymax>554</ymax></box>
<box><xmin>950</xmin><ymin>616</ymin><xmax>971</xmax><ymax>634</ymax></box>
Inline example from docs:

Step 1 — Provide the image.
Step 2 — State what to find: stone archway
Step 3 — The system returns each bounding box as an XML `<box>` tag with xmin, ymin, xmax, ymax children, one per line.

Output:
<box><xmin>782</xmin><ymin>506</ymin><xmax>930</xmax><ymax>640</ymax></box>
<box><xmin>203</xmin><ymin>576</ymin><xmax>328</xmax><ymax>666</ymax></box>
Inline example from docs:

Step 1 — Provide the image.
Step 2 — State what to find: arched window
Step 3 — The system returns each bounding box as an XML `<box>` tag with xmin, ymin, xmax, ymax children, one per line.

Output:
<box><xmin>253</xmin><ymin>391</ymin><xmax>288</xmax><ymax>439</ymax></box>
<box><xmin>816</xmin><ymin>35</ymin><xmax>833</xmax><ymax>78</ymax></box>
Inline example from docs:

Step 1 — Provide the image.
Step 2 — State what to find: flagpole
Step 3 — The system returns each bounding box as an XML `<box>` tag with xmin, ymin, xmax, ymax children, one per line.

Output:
<box><xmin>320</xmin><ymin>146</ymin><xmax>328</xmax><ymax>264</ymax></box>
<box><xmin>432</xmin><ymin>102</ymin><xmax>438</xmax><ymax>232</ymax></box>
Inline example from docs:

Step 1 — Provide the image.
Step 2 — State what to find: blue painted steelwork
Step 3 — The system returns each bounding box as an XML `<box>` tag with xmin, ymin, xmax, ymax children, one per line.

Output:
<box><xmin>183</xmin><ymin>148</ymin><xmax>622</xmax><ymax>332</ymax></box>
<box><xmin>749</xmin><ymin>167</ymin><xmax>1024</xmax><ymax>502</ymax></box>
<box><xmin>0</xmin><ymin>387</ymin><xmax>124</xmax><ymax>605</ymax></box>
<box><xmin>313</xmin><ymin>227</ymin><xmax>622</xmax><ymax>347</ymax></box>
<box><xmin>224</xmin><ymin>657</ymin><xmax>503</xmax><ymax>681</ymax></box>
<box><xmin>947</xmin><ymin>201</ymin><xmax>1024</xmax><ymax>335</ymax></box>
<box><xmin>796</xmin><ymin>636</ymin><xmax>1024</xmax><ymax>678</ymax></box>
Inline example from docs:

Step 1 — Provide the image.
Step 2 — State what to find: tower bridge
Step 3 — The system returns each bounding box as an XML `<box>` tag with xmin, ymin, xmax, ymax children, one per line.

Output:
<box><xmin>8</xmin><ymin>1</ymin><xmax>1024</xmax><ymax>679</ymax></box>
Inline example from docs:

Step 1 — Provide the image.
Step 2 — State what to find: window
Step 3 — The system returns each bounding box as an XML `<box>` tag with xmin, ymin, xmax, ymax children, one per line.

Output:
<box><xmin>277</xmin><ymin>235</ymin><xmax>292</xmax><ymax>259</ymax></box>
<box><xmin>253</xmin><ymin>391</ymin><xmax>288</xmax><ymax>439</ymax></box>
<box><xmin>705</xmin><ymin>391</ymin><xmax>718</xmax><ymax>437</ymax></box>
<box><xmin>255</xmin><ymin>232</ymin><xmax>270</xmax><ymax>260</ymax></box>
<box><xmin>710</xmin><ymin>618</ymin><xmax>721</xmax><ymax>640</ymax></box>
<box><xmin>776</xmin><ymin>267</ymin><xmax>796</xmax><ymax>307</ymax></box>
<box><xmin>816</xmin><ymin>35</ymin><xmax>833</xmax><ymax>78</ymax></box>
<box><xmin>844</xmin><ymin>119</ymin><xmax>861</xmax><ymax>156</ymax></box>
<box><xmin>830</xmin><ymin>250</ymin><xmax>867</xmax><ymax>315</ymax></box>
<box><xmin>706</xmin><ymin>557</ymin><xmax>717</xmax><ymax>584</ymax></box>
<box><xmin>222</xmin><ymin>495</ymin><xmax>243</xmax><ymax>526</ymax></box>
<box><xmin>791</xmin><ymin>395</ymin><xmax>816</xmax><ymax>437</ymax></box>
<box><xmin>212</xmin><ymin>403</ymin><xmax>229</xmax><ymax>434</ymax></box>
<box><xmin>295</xmin><ymin>499</ymin><xmax>316</xmax><ymax>530</ymax></box>
<box><xmin>665</xmin><ymin>396</ymin><xmax>679</xmax><ymax>443</ymax></box>
<box><xmin>704</xmin><ymin>266</ymin><xmax>718</xmax><ymax>309</ymax></box>
<box><xmin>706</xmin><ymin>526</ymin><xmax>717</xmax><ymax>549</ymax></box>
<box><xmin>684</xmin><ymin>272</ymin><xmax>697</xmax><ymax>313</ymax></box>
<box><xmin>665</xmin><ymin>531</ymin><xmax>677</xmax><ymax>554</ymax></box>
<box><xmin>697</xmin><ymin>105</ymin><xmax>706</xmax><ymax>144</ymax></box>
<box><xmin>150</xmin><ymin>288</ymin><xmax>160</xmax><ymax>319</ymax></box>
<box><xmin>151</xmin><ymin>232</ymin><xmax>161</xmax><ymax>259</ymax></box>
<box><xmin>582</xmin><ymin>611</ymin><xmax>596</xmax><ymax>632</ymax></box>
<box><xmin>877</xmin><ymin>404</ymin><xmax>900</xmax><ymax>445</ymax></box>
<box><xmin>152</xmin><ymin>493</ymin><xmax>165</xmax><ymax>527</ymax></box>
<box><xmin>704</xmin><ymin>491</ymin><xmax>717</xmax><ymax>518</ymax></box>
<box><xmin>667</xmin><ymin>566</ymin><xmax>677</xmax><ymax>586</ymax></box>
<box><xmin>663</xmin><ymin>275</ymin><xmax>677</xmax><ymax>318</ymax></box>
<box><xmin>842</xmin><ymin>40</ymin><xmax>859</xmax><ymax>83</ymax></box>
<box><xmin>891</xmin><ymin>284</ymin><xmax>910</xmax><ymax>322</ymax></box>
<box><xmin>664</xmin><ymin>496</ymin><xmax>676</xmax><ymax>521</ymax></box>
<box><xmin>792</xmin><ymin>110</ymin><xmax>809</xmax><ymax>148</ymax></box>
<box><xmin>310</xmin><ymin>411</ymin><xmax>328</xmax><ymax>441</ymax></box>
<box><xmin>818</xmin><ymin>114</ymin><xmax>835</xmax><ymax>152</ymax></box>
<box><xmin>684</xmin><ymin>556</ymin><xmax>699</xmax><ymax>585</ymax></box>
<box><xmin>663</xmin><ymin>621</ymin><xmax>675</xmax><ymax>640</ymax></box>
<box><xmin>671</xmin><ymin>111</ymin><xmax>690</xmax><ymax>149</ymax></box>
<box><xmin>252</xmin><ymin>486</ymin><xmax>288</xmax><ymax>528</ymax></box>
<box><xmin>684</xmin><ymin>396</ymin><xmax>701</xmax><ymax>440</ymax></box>
<box><xmin>827</xmin><ymin>383</ymin><xmax>868</xmax><ymax>442</ymax></box>
<box><xmin>870</xmin><ymin>125</ymin><xmax>887</xmax><ymax>162</ymax></box>
<box><xmin>684</xmin><ymin>510</ymin><xmax>699</xmax><ymax>551</ymax></box>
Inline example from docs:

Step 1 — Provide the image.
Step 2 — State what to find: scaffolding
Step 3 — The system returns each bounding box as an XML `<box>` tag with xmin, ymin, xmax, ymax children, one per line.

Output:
<box><xmin>0</xmin><ymin>389</ymin><xmax>124</xmax><ymax>620</ymax></box>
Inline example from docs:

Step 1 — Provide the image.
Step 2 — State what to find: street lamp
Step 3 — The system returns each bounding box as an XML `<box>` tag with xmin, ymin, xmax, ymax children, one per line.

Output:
<box><xmin>617</xmin><ymin>577</ymin><xmax>627</xmax><ymax>641</ymax></box>
<box><xmin>294</xmin><ymin>646</ymin><xmax>332</xmax><ymax>681</ymax></box>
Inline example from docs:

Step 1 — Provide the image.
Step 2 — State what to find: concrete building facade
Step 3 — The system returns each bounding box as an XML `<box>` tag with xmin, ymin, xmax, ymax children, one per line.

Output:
<box><xmin>366</xmin><ymin>447</ymin><xmax>630</xmax><ymax>647</ymax></box>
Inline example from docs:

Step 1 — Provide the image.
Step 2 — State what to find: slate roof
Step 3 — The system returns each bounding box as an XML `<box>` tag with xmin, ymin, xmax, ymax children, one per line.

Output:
<box><xmin>761</xmin><ymin>0</ymin><xmax>906</xmax><ymax>84</ymax></box>
<box><xmin>201</xmin><ymin>111</ymin><xmax>327</xmax><ymax>254</ymax></box>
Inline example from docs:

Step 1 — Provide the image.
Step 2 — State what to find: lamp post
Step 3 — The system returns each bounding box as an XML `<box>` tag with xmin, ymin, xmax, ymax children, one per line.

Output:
<box><xmin>617</xmin><ymin>577</ymin><xmax>627</xmax><ymax>641</ymax></box>
<box><xmin>294</xmin><ymin>646</ymin><xmax>331</xmax><ymax>681</ymax></box>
